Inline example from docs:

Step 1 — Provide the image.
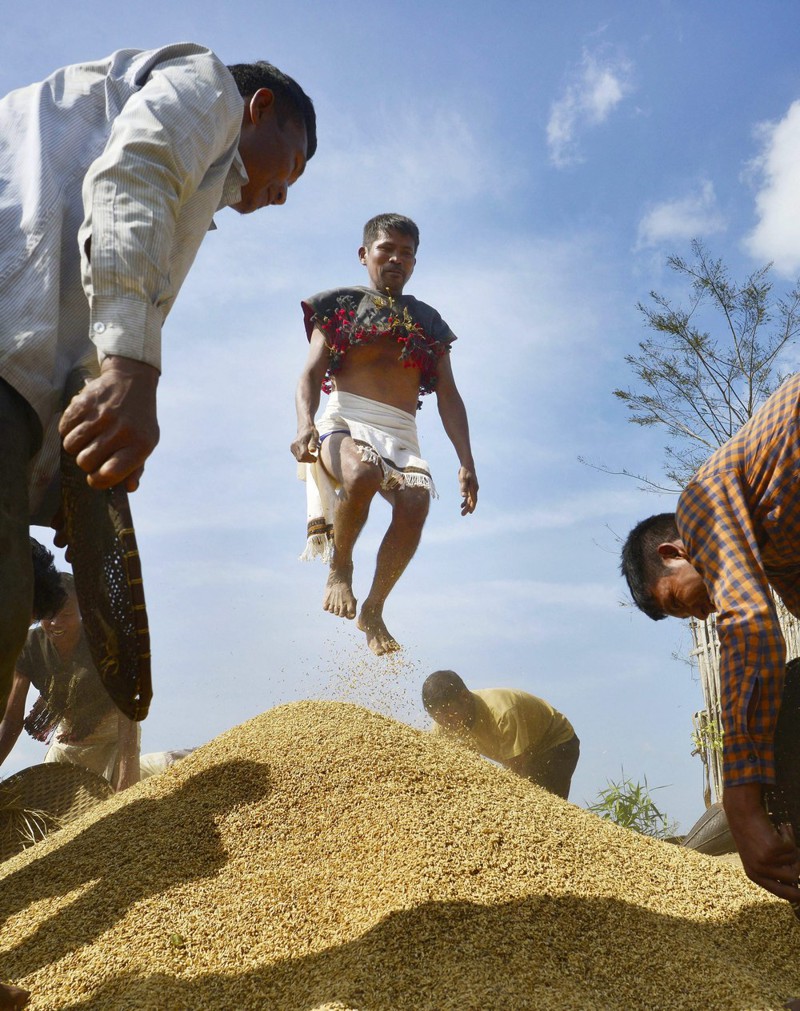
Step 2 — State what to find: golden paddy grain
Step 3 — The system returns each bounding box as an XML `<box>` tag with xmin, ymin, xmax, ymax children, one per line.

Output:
<box><xmin>1</xmin><ymin>700</ymin><xmax>799</xmax><ymax>1010</ymax></box>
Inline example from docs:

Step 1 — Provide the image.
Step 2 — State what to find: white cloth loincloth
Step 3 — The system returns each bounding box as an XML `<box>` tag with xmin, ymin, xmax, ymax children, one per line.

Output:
<box><xmin>298</xmin><ymin>391</ymin><xmax>436</xmax><ymax>562</ymax></box>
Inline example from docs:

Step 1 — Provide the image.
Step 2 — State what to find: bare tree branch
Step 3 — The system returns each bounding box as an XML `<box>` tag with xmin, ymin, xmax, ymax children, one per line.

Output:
<box><xmin>600</xmin><ymin>241</ymin><xmax>800</xmax><ymax>488</ymax></box>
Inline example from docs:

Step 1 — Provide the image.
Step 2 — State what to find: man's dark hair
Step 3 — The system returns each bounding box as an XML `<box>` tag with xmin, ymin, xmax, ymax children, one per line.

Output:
<box><xmin>620</xmin><ymin>512</ymin><xmax>680</xmax><ymax>621</ymax></box>
<box><xmin>226</xmin><ymin>61</ymin><xmax>317</xmax><ymax>160</ymax></box>
<box><xmin>422</xmin><ymin>669</ymin><xmax>468</xmax><ymax>711</ymax></box>
<box><xmin>31</xmin><ymin>538</ymin><xmax>67</xmax><ymax>621</ymax></box>
<box><xmin>363</xmin><ymin>213</ymin><xmax>420</xmax><ymax>252</ymax></box>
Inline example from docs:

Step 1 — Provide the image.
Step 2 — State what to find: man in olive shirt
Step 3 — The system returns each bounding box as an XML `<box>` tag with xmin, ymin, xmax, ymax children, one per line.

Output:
<box><xmin>422</xmin><ymin>670</ymin><xmax>579</xmax><ymax>799</ymax></box>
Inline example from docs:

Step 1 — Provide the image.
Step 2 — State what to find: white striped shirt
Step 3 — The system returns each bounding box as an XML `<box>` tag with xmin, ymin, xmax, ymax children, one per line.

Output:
<box><xmin>0</xmin><ymin>42</ymin><xmax>247</xmax><ymax>515</ymax></box>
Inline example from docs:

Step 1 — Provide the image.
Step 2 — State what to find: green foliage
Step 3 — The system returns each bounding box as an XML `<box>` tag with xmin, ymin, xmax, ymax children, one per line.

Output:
<box><xmin>691</xmin><ymin>714</ymin><xmax>724</xmax><ymax>756</ymax></box>
<box><xmin>614</xmin><ymin>239</ymin><xmax>800</xmax><ymax>489</ymax></box>
<box><xmin>587</xmin><ymin>771</ymin><xmax>678</xmax><ymax>839</ymax></box>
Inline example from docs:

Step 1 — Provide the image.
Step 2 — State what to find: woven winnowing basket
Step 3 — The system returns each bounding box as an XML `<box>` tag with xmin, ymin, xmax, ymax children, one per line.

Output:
<box><xmin>60</xmin><ymin>371</ymin><xmax>152</xmax><ymax>722</ymax></box>
<box><xmin>0</xmin><ymin>763</ymin><xmax>113</xmax><ymax>862</ymax></box>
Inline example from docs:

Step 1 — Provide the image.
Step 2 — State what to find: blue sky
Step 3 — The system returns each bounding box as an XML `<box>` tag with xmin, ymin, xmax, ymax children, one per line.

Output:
<box><xmin>3</xmin><ymin>1</ymin><xmax>800</xmax><ymax>833</ymax></box>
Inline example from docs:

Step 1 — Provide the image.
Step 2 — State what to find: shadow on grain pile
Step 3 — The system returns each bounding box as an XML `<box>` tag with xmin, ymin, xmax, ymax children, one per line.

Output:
<box><xmin>1</xmin><ymin>699</ymin><xmax>799</xmax><ymax>1011</ymax></box>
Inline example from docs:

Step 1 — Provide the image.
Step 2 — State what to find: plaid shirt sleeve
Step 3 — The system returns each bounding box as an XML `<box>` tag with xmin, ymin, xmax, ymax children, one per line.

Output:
<box><xmin>678</xmin><ymin>473</ymin><xmax>786</xmax><ymax>788</ymax></box>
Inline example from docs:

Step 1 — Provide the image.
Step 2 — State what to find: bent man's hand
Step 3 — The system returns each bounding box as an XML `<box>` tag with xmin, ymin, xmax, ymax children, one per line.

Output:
<box><xmin>724</xmin><ymin>782</ymin><xmax>800</xmax><ymax>903</ymax></box>
<box><xmin>291</xmin><ymin>425</ymin><xmax>319</xmax><ymax>463</ymax></box>
<box><xmin>59</xmin><ymin>357</ymin><xmax>159</xmax><ymax>491</ymax></box>
<box><xmin>458</xmin><ymin>465</ymin><xmax>478</xmax><ymax>515</ymax></box>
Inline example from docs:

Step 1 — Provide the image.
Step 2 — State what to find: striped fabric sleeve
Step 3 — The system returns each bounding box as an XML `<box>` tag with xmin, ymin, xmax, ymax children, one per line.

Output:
<box><xmin>678</xmin><ymin>473</ymin><xmax>785</xmax><ymax>787</ymax></box>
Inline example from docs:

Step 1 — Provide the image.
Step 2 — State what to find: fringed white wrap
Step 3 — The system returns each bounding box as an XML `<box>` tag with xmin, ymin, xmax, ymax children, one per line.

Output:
<box><xmin>298</xmin><ymin>391</ymin><xmax>436</xmax><ymax>562</ymax></box>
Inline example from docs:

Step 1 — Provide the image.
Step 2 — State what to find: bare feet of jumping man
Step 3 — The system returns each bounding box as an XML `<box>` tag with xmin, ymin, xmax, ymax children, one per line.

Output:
<box><xmin>323</xmin><ymin>563</ymin><xmax>357</xmax><ymax>619</ymax></box>
<box><xmin>357</xmin><ymin>602</ymin><xmax>401</xmax><ymax>655</ymax></box>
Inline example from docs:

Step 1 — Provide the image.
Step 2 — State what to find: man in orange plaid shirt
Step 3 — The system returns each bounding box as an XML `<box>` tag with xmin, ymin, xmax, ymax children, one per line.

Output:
<box><xmin>621</xmin><ymin>372</ymin><xmax>800</xmax><ymax>903</ymax></box>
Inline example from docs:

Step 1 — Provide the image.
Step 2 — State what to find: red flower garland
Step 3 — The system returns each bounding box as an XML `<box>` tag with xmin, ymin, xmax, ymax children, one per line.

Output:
<box><xmin>316</xmin><ymin>292</ymin><xmax>449</xmax><ymax>409</ymax></box>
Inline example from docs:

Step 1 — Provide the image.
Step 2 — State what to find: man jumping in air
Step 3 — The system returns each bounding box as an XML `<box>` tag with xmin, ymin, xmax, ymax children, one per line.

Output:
<box><xmin>291</xmin><ymin>213</ymin><xmax>478</xmax><ymax>655</ymax></box>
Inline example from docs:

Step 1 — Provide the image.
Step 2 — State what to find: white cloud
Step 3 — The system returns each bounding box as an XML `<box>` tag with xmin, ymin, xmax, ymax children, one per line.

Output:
<box><xmin>744</xmin><ymin>100</ymin><xmax>800</xmax><ymax>276</ymax></box>
<box><xmin>636</xmin><ymin>180</ymin><xmax>726</xmax><ymax>249</ymax></box>
<box><xmin>547</xmin><ymin>49</ymin><xmax>634</xmax><ymax>168</ymax></box>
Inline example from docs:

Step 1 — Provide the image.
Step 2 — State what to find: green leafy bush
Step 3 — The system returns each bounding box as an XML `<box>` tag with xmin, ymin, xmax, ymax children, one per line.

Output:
<box><xmin>587</xmin><ymin>771</ymin><xmax>678</xmax><ymax>839</ymax></box>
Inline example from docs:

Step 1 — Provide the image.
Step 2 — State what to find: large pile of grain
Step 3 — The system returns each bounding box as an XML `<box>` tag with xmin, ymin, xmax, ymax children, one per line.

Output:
<box><xmin>2</xmin><ymin>700</ymin><xmax>799</xmax><ymax>1010</ymax></box>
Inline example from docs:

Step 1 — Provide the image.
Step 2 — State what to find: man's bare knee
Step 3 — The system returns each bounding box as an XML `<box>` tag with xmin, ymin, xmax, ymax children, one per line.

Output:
<box><xmin>393</xmin><ymin>487</ymin><xmax>431</xmax><ymax>525</ymax></box>
<box><xmin>341</xmin><ymin>458</ymin><xmax>383</xmax><ymax>499</ymax></box>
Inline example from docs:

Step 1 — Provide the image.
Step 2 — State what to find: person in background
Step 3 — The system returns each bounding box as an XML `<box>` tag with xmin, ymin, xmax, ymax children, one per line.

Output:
<box><xmin>422</xmin><ymin>670</ymin><xmax>579</xmax><ymax>800</ymax></box>
<box><xmin>0</xmin><ymin>571</ymin><xmax>191</xmax><ymax>791</ymax></box>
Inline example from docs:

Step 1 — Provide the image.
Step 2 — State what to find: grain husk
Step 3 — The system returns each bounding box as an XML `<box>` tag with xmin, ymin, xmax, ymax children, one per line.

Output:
<box><xmin>1</xmin><ymin>699</ymin><xmax>799</xmax><ymax>1010</ymax></box>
